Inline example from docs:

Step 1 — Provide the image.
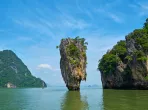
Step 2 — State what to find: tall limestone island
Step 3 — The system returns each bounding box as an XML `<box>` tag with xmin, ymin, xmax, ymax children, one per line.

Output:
<box><xmin>0</xmin><ymin>50</ymin><xmax>47</xmax><ymax>88</ymax></box>
<box><xmin>58</xmin><ymin>37</ymin><xmax>88</xmax><ymax>91</ymax></box>
<box><xmin>98</xmin><ymin>18</ymin><xmax>148</xmax><ymax>89</ymax></box>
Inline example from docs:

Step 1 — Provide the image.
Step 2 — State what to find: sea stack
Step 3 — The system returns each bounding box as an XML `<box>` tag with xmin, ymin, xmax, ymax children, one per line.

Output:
<box><xmin>98</xmin><ymin>18</ymin><xmax>148</xmax><ymax>89</ymax></box>
<box><xmin>58</xmin><ymin>37</ymin><xmax>88</xmax><ymax>91</ymax></box>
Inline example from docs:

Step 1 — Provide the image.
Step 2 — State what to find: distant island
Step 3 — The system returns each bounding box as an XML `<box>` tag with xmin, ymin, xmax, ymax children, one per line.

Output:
<box><xmin>98</xmin><ymin>18</ymin><xmax>148</xmax><ymax>89</ymax></box>
<box><xmin>0</xmin><ymin>50</ymin><xmax>47</xmax><ymax>88</ymax></box>
<box><xmin>57</xmin><ymin>37</ymin><xmax>88</xmax><ymax>91</ymax></box>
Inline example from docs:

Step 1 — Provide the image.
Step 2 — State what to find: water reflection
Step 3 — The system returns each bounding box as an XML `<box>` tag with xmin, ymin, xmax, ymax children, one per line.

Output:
<box><xmin>103</xmin><ymin>90</ymin><xmax>148</xmax><ymax>110</ymax></box>
<box><xmin>4</xmin><ymin>87</ymin><xmax>148</xmax><ymax>110</ymax></box>
<box><xmin>0</xmin><ymin>89</ymin><xmax>31</xmax><ymax>110</ymax></box>
<box><xmin>61</xmin><ymin>91</ymin><xmax>89</xmax><ymax>110</ymax></box>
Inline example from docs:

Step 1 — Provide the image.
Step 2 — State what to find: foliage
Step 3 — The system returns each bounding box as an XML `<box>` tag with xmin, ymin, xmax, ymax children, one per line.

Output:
<box><xmin>65</xmin><ymin>36</ymin><xmax>88</xmax><ymax>66</ymax></box>
<box><xmin>82</xmin><ymin>52</ymin><xmax>86</xmax><ymax>57</ymax></box>
<box><xmin>66</xmin><ymin>43</ymin><xmax>80</xmax><ymax>66</ymax></box>
<box><xmin>133</xmin><ymin>50</ymin><xmax>147</xmax><ymax>61</ymax></box>
<box><xmin>111</xmin><ymin>40</ymin><xmax>127</xmax><ymax>61</ymax></box>
<box><xmin>98</xmin><ymin>18</ymin><xmax>148</xmax><ymax>75</ymax></box>
<box><xmin>56</xmin><ymin>46</ymin><xmax>59</xmax><ymax>49</ymax></box>
<box><xmin>127</xmin><ymin>24</ymin><xmax>148</xmax><ymax>60</ymax></box>
<box><xmin>127</xmin><ymin>19</ymin><xmax>148</xmax><ymax>53</ymax></box>
<box><xmin>136</xmin><ymin>34</ymin><xmax>148</xmax><ymax>53</ymax></box>
<box><xmin>125</xmin><ymin>55</ymin><xmax>132</xmax><ymax>62</ymax></box>
<box><xmin>145</xmin><ymin>75</ymin><xmax>148</xmax><ymax>81</ymax></box>
<box><xmin>137</xmin><ymin>56</ymin><xmax>148</xmax><ymax>61</ymax></box>
<box><xmin>74</xmin><ymin>36</ymin><xmax>88</xmax><ymax>50</ymax></box>
<box><xmin>66</xmin><ymin>43</ymin><xmax>79</xmax><ymax>57</ymax></box>
<box><xmin>111</xmin><ymin>40</ymin><xmax>126</xmax><ymax>55</ymax></box>
<box><xmin>144</xmin><ymin>18</ymin><xmax>148</xmax><ymax>29</ymax></box>
<box><xmin>0</xmin><ymin>50</ymin><xmax>46</xmax><ymax>88</ymax></box>
<box><xmin>98</xmin><ymin>40</ymin><xmax>126</xmax><ymax>75</ymax></box>
<box><xmin>98</xmin><ymin>53</ymin><xmax>120</xmax><ymax>75</ymax></box>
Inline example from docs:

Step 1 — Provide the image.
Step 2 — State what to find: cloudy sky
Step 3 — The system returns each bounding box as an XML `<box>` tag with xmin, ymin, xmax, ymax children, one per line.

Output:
<box><xmin>0</xmin><ymin>0</ymin><xmax>148</xmax><ymax>86</ymax></box>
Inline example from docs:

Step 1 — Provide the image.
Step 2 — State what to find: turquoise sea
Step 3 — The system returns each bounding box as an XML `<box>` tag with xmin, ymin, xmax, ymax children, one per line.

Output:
<box><xmin>0</xmin><ymin>87</ymin><xmax>148</xmax><ymax>110</ymax></box>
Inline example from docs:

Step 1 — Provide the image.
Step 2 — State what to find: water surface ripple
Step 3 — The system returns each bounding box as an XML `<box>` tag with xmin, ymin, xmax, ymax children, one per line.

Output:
<box><xmin>0</xmin><ymin>87</ymin><xmax>148</xmax><ymax>110</ymax></box>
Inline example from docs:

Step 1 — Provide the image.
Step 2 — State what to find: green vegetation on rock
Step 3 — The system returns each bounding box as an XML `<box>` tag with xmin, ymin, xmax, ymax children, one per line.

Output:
<box><xmin>59</xmin><ymin>36</ymin><xmax>88</xmax><ymax>90</ymax></box>
<box><xmin>127</xmin><ymin>24</ymin><xmax>148</xmax><ymax>54</ymax></box>
<box><xmin>65</xmin><ymin>36</ymin><xmax>88</xmax><ymax>66</ymax></box>
<box><xmin>98</xmin><ymin>40</ymin><xmax>126</xmax><ymax>75</ymax></box>
<box><xmin>98</xmin><ymin>54</ymin><xmax>117</xmax><ymax>75</ymax></box>
<box><xmin>111</xmin><ymin>40</ymin><xmax>127</xmax><ymax>60</ymax></box>
<box><xmin>0</xmin><ymin>50</ymin><xmax>46</xmax><ymax>88</ymax></box>
<box><xmin>99</xmin><ymin>18</ymin><xmax>148</xmax><ymax>89</ymax></box>
<box><xmin>99</xmin><ymin>18</ymin><xmax>148</xmax><ymax>75</ymax></box>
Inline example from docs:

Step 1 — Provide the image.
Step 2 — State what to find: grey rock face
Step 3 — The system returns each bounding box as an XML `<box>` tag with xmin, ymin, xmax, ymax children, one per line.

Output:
<box><xmin>126</xmin><ymin>37</ymin><xmax>148</xmax><ymax>89</ymax></box>
<box><xmin>59</xmin><ymin>38</ymin><xmax>87</xmax><ymax>91</ymax></box>
<box><xmin>100</xmin><ymin>36</ymin><xmax>148</xmax><ymax>89</ymax></box>
<box><xmin>101</xmin><ymin>61</ymin><xmax>132</xmax><ymax>89</ymax></box>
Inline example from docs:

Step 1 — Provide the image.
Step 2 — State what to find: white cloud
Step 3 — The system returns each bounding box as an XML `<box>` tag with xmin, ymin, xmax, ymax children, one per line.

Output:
<box><xmin>37</xmin><ymin>64</ymin><xmax>60</xmax><ymax>71</ymax></box>
<box><xmin>140</xmin><ymin>3</ymin><xmax>148</xmax><ymax>10</ymax></box>
<box><xmin>129</xmin><ymin>2</ymin><xmax>148</xmax><ymax>16</ymax></box>
<box><xmin>139</xmin><ymin>4</ymin><xmax>148</xmax><ymax>16</ymax></box>
<box><xmin>108</xmin><ymin>13</ymin><xmax>122</xmax><ymax>23</ymax></box>
<box><xmin>96</xmin><ymin>8</ymin><xmax>122</xmax><ymax>23</ymax></box>
<box><xmin>17</xmin><ymin>37</ymin><xmax>33</xmax><ymax>41</ymax></box>
<box><xmin>63</xmin><ymin>19</ymin><xmax>89</xmax><ymax>30</ymax></box>
<box><xmin>38</xmin><ymin>64</ymin><xmax>52</xmax><ymax>69</ymax></box>
<box><xmin>76</xmin><ymin>0</ymin><xmax>94</xmax><ymax>20</ymax></box>
<box><xmin>54</xmin><ymin>3</ymin><xmax>91</xmax><ymax>30</ymax></box>
<box><xmin>14</xmin><ymin>19</ymin><xmax>55</xmax><ymax>38</ymax></box>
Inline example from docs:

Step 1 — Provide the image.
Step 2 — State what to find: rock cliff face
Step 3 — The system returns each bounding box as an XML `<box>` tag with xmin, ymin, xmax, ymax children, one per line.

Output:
<box><xmin>99</xmin><ymin>19</ymin><xmax>148</xmax><ymax>89</ymax></box>
<box><xmin>0</xmin><ymin>50</ymin><xmax>47</xmax><ymax>88</ymax></box>
<box><xmin>59</xmin><ymin>37</ymin><xmax>87</xmax><ymax>90</ymax></box>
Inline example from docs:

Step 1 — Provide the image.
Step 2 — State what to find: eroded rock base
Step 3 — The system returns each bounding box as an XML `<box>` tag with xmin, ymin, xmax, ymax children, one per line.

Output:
<box><xmin>67</xmin><ymin>85</ymin><xmax>80</xmax><ymax>91</ymax></box>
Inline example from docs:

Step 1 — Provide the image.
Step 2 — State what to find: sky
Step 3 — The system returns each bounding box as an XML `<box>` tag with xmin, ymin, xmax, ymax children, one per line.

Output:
<box><xmin>0</xmin><ymin>0</ymin><xmax>148</xmax><ymax>86</ymax></box>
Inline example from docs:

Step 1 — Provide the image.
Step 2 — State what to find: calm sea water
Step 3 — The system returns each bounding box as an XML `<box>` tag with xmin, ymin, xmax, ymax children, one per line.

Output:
<box><xmin>0</xmin><ymin>87</ymin><xmax>148</xmax><ymax>110</ymax></box>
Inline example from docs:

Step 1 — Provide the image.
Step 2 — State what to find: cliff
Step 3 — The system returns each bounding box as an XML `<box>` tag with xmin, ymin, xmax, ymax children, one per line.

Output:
<box><xmin>0</xmin><ymin>50</ymin><xmax>47</xmax><ymax>88</ymax></box>
<box><xmin>58</xmin><ymin>37</ymin><xmax>88</xmax><ymax>91</ymax></box>
<box><xmin>98</xmin><ymin>18</ymin><xmax>148</xmax><ymax>89</ymax></box>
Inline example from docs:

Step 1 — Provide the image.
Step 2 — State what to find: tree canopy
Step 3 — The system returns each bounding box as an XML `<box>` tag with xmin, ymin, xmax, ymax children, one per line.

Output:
<box><xmin>98</xmin><ymin>18</ymin><xmax>148</xmax><ymax>75</ymax></box>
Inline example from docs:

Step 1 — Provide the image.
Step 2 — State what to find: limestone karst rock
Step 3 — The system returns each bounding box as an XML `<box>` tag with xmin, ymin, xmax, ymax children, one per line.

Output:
<box><xmin>58</xmin><ymin>37</ymin><xmax>88</xmax><ymax>91</ymax></box>
<box><xmin>98</xmin><ymin>18</ymin><xmax>148</xmax><ymax>89</ymax></box>
<box><xmin>0</xmin><ymin>50</ymin><xmax>47</xmax><ymax>88</ymax></box>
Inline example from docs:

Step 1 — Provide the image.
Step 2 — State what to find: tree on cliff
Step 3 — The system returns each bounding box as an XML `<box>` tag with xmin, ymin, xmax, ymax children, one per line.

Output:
<box><xmin>98</xmin><ymin>18</ymin><xmax>148</xmax><ymax>89</ymax></box>
<box><xmin>0</xmin><ymin>50</ymin><xmax>47</xmax><ymax>88</ymax></box>
<box><xmin>58</xmin><ymin>36</ymin><xmax>88</xmax><ymax>91</ymax></box>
